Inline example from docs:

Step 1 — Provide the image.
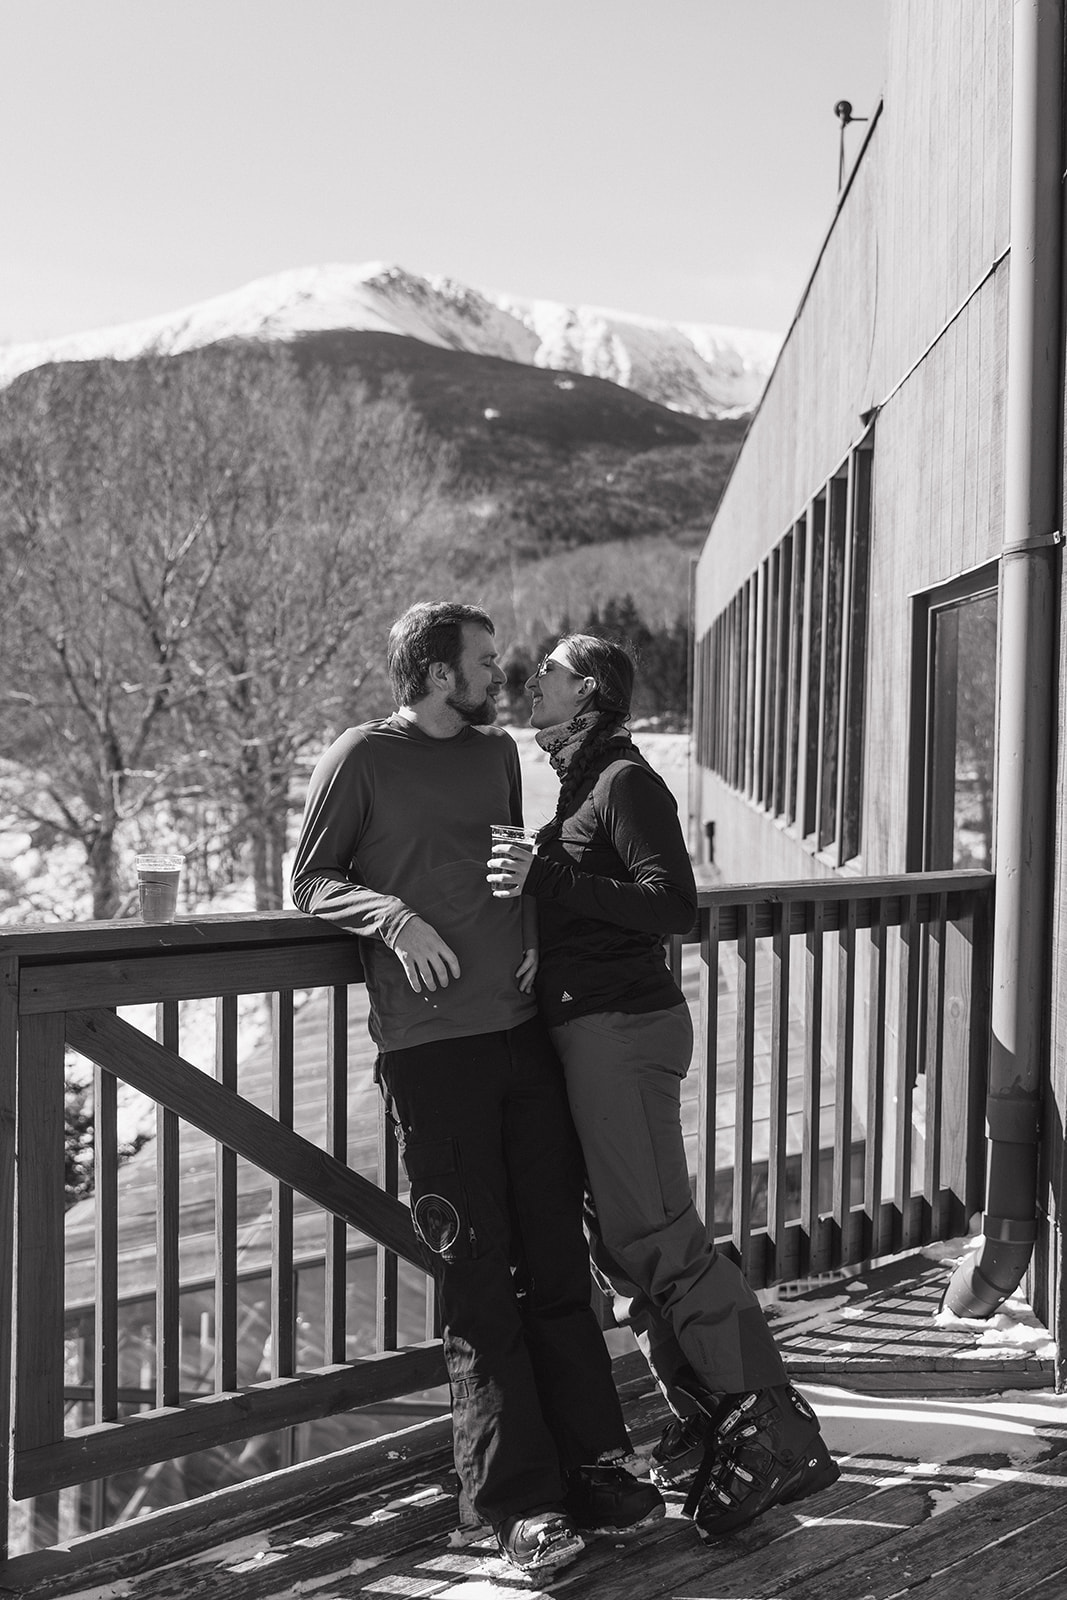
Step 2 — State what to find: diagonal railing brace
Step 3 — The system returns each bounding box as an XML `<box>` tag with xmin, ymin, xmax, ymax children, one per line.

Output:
<box><xmin>65</xmin><ymin>1009</ymin><xmax>425</xmax><ymax>1271</ymax></box>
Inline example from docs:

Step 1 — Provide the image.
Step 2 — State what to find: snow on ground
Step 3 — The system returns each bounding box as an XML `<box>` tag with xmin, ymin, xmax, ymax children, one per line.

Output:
<box><xmin>801</xmin><ymin>1379</ymin><xmax>1067</xmax><ymax>1520</ymax></box>
<box><xmin>926</xmin><ymin>1235</ymin><xmax>1058</xmax><ymax>1360</ymax></box>
<box><xmin>754</xmin><ymin>1233</ymin><xmax>1063</xmax><ymax>1512</ymax></box>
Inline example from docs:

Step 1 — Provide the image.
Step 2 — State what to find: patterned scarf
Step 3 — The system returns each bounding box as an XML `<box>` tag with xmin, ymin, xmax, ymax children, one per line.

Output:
<box><xmin>534</xmin><ymin>711</ymin><xmax>602</xmax><ymax>775</ymax></box>
<box><xmin>535</xmin><ymin>710</ymin><xmax>629</xmax><ymax>775</ymax></box>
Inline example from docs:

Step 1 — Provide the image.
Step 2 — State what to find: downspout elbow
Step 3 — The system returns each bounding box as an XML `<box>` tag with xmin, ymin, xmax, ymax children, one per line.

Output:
<box><xmin>943</xmin><ymin>1225</ymin><xmax>1039</xmax><ymax>1318</ymax></box>
<box><xmin>943</xmin><ymin>1094</ymin><xmax>1041</xmax><ymax>1316</ymax></box>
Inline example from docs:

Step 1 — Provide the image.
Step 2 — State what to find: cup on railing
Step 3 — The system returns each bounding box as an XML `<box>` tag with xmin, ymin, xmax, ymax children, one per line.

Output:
<box><xmin>134</xmin><ymin>854</ymin><xmax>185</xmax><ymax>922</ymax></box>
<box><xmin>487</xmin><ymin>824</ymin><xmax>538</xmax><ymax>899</ymax></box>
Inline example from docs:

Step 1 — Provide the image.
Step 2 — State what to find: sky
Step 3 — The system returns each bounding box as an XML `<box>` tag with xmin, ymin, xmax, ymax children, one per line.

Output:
<box><xmin>2</xmin><ymin>0</ymin><xmax>885</xmax><ymax>347</ymax></box>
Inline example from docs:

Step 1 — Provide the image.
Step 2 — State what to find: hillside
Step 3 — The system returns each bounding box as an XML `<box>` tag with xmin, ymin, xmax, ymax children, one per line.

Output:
<box><xmin>283</xmin><ymin>329</ymin><xmax>748</xmax><ymax>555</ymax></box>
<box><xmin>7</xmin><ymin>329</ymin><xmax>747</xmax><ymax>574</ymax></box>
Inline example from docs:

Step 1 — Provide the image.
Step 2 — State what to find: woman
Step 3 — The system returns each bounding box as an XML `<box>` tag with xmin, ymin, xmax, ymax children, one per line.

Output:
<box><xmin>487</xmin><ymin>634</ymin><xmax>839</xmax><ymax>1542</ymax></box>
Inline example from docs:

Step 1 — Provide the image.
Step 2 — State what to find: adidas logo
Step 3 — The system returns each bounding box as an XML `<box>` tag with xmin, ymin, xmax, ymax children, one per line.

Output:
<box><xmin>561</xmin><ymin>990</ymin><xmax>574</xmax><ymax>1003</ymax></box>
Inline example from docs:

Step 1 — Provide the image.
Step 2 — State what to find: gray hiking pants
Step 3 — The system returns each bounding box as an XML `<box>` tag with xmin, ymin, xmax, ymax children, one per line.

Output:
<box><xmin>550</xmin><ymin>1002</ymin><xmax>788</xmax><ymax>1411</ymax></box>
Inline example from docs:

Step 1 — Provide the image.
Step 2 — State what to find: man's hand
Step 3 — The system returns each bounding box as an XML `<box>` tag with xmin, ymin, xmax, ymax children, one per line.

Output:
<box><xmin>391</xmin><ymin>916</ymin><xmax>461</xmax><ymax>993</ymax></box>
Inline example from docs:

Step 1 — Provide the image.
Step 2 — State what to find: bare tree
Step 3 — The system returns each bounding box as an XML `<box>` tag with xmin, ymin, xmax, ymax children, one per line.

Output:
<box><xmin>180</xmin><ymin>358</ymin><xmax>453</xmax><ymax>908</ymax></box>
<box><xmin>0</xmin><ymin>348</ymin><xmax>454</xmax><ymax>918</ymax></box>
<box><xmin>0</xmin><ymin>360</ymin><xmax>231</xmax><ymax>916</ymax></box>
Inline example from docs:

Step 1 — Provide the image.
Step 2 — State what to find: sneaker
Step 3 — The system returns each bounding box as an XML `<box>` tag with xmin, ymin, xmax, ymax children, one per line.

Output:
<box><xmin>649</xmin><ymin>1413</ymin><xmax>713</xmax><ymax>1491</ymax></box>
<box><xmin>496</xmin><ymin>1508</ymin><xmax>584</xmax><ymax>1578</ymax></box>
<box><xmin>564</xmin><ymin>1463</ymin><xmax>666</xmax><ymax>1536</ymax></box>
<box><xmin>684</xmin><ymin>1384</ymin><xmax>840</xmax><ymax>1540</ymax></box>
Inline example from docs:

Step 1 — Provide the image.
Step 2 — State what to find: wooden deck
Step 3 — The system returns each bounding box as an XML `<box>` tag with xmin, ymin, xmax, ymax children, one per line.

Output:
<box><xmin>11</xmin><ymin>1252</ymin><xmax>1065</xmax><ymax>1600</ymax></box>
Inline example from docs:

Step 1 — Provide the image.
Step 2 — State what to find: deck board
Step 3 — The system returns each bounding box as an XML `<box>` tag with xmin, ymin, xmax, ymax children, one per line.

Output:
<box><xmin>7</xmin><ymin>1253</ymin><xmax>1063</xmax><ymax>1600</ymax></box>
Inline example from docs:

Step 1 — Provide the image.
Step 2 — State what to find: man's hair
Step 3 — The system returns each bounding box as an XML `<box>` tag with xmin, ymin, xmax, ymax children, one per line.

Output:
<box><xmin>387</xmin><ymin>601</ymin><xmax>495</xmax><ymax>707</ymax></box>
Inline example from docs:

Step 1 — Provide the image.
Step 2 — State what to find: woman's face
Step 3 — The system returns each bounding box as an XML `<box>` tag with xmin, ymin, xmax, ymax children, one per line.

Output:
<box><xmin>526</xmin><ymin>648</ymin><xmax>595</xmax><ymax>728</ymax></box>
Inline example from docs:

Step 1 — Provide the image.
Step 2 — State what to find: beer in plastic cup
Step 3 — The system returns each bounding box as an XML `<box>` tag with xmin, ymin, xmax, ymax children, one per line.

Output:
<box><xmin>488</xmin><ymin>825</ymin><xmax>537</xmax><ymax>898</ymax></box>
<box><xmin>135</xmin><ymin>854</ymin><xmax>185</xmax><ymax>922</ymax></box>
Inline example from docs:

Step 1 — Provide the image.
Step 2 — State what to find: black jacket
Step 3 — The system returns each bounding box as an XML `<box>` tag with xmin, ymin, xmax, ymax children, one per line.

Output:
<box><xmin>523</xmin><ymin>741</ymin><xmax>698</xmax><ymax>1026</ymax></box>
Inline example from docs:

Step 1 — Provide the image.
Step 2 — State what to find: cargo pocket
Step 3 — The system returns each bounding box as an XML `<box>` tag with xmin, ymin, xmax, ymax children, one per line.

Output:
<box><xmin>402</xmin><ymin>1136</ymin><xmax>475</xmax><ymax>1261</ymax></box>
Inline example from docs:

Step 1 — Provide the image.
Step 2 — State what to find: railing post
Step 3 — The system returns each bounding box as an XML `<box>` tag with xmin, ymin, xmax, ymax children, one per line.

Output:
<box><xmin>767</xmin><ymin>902</ymin><xmax>793</xmax><ymax>1281</ymax></box>
<box><xmin>272</xmin><ymin>990</ymin><xmax>296</xmax><ymax>1377</ymax></box>
<box><xmin>13</xmin><ymin>1013</ymin><xmax>66</xmax><ymax>1488</ymax></box>
<box><xmin>155</xmin><ymin>1001</ymin><xmax>182</xmax><ymax>1407</ymax></box>
<box><xmin>376</xmin><ymin>1067</ymin><xmax>400</xmax><ymax>1353</ymax></box>
<box><xmin>833</xmin><ymin>900</ymin><xmax>858</xmax><ymax>1253</ymax></box>
<box><xmin>865</xmin><ymin>901</ymin><xmax>891</xmax><ymax>1257</ymax></box>
<box><xmin>326</xmin><ymin>985</ymin><xmax>351</xmax><ymax>1362</ymax></box>
<box><xmin>93</xmin><ymin>1055</ymin><xmax>119</xmax><ymax>1424</ymax></box>
<box><xmin>696</xmin><ymin>905</ymin><xmax>720</xmax><ymax>1229</ymax></box>
<box><xmin>733</xmin><ymin>904</ymin><xmax>757</xmax><ymax>1275</ymax></box>
<box><xmin>923</xmin><ymin>893</ymin><xmax>950</xmax><ymax>1238</ymax></box>
<box><xmin>0</xmin><ymin>956</ymin><xmax>18</xmax><ymax>1561</ymax></box>
<box><xmin>215</xmin><ymin>995</ymin><xmax>239</xmax><ymax>1393</ymax></box>
<box><xmin>895</xmin><ymin>896</ymin><xmax>923</xmax><ymax>1250</ymax></box>
<box><xmin>802</xmin><ymin>901</ymin><xmax>829</xmax><ymax>1273</ymax></box>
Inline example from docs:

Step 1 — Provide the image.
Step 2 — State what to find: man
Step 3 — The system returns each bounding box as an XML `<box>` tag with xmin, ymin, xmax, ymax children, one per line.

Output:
<box><xmin>291</xmin><ymin>601</ymin><xmax>662</xmax><ymax>1579</ymax></box>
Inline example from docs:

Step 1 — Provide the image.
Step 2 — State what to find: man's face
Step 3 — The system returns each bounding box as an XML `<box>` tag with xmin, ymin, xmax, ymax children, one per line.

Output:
<box><xmin>446</xmin><ymin>623</ymin><xmax>506</xmax><ymax>725</ymax></box>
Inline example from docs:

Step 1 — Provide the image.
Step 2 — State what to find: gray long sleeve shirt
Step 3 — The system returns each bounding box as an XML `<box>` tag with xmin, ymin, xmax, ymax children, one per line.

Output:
<box><xmin>291</xmin><ymin>715</ymin><xmax>536</xmax><ymax>1051</ymax></box>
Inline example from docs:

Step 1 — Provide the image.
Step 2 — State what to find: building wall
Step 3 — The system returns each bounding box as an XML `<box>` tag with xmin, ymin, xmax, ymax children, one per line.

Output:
<box><xmin>693</xmin><ymin>0</ymin><xmax>1011</xmax><ymax>884</ymax></box>
<box><xmin>864</xmin><ymin>271</ymin><xmax>1008</xmax><ymax>873</ymax></box>
<box><xmin>692</xmin><ymin>0</ymin><xmax>1067</xmax><ymax>1352</ymax></box>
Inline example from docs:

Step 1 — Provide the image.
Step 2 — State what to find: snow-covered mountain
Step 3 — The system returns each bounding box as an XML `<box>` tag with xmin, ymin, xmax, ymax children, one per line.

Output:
<box><xmin>0</xmin><ymin>262</ymin><xmax>781</xmax><ymax>420</ymax></box>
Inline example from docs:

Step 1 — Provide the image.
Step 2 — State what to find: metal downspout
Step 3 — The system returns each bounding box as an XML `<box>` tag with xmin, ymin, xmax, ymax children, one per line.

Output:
<box><xmin>943</xmin><ymin>0</ymin><xmax>1063</xmax><ymax>1317</ymax></box>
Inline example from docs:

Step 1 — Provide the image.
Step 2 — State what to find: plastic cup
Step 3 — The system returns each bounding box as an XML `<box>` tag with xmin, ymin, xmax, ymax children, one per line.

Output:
<box><xmin>135</xmin><ymin>854</ymin><xmax>185</xmax><ymax>922</ymax></box>
<box><xmin>488</xmin><ymin>825</ymin><xmax>537</xmax><ymax>899</ymax></box>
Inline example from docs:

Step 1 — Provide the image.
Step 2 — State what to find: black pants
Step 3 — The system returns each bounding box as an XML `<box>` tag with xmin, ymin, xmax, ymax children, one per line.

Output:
<box><xmin>378</xmin><ymin>1017</ymin><xmax>629</xmax><ymax>1528</ymax></box>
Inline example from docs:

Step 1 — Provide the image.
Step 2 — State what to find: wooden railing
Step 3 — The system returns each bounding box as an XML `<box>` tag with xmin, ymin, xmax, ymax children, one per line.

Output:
<box><xmin>672</xmin><ymin>871</ymin><xmax>993</xmax><ymax>1289</ymax></box>
<box><xmin>0</xmin><ymin>869</ymin><xmax>994</xmax><ymax>1566</ymax></box>
<box><xmin>0</xmin><ymin>913</ymin><xmax>443</xmax><ymax>1563</ymax></box>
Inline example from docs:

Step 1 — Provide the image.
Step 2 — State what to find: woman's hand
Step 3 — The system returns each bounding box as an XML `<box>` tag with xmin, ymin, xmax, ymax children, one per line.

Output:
<box><xmin>487</xmin><ymin>842</ymin><xmax>534</xmax><ymax>899</ymax></box>
<box><xmin>515</xmin><ymin>946</ymin><xmax>538</xmax><ymax>993</ymax></box>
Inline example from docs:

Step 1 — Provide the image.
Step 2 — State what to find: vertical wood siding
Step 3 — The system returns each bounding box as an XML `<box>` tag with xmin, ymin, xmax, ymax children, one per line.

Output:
<box><xmin>694</xmin><ymin>0</ymin><xmax>1011</xmax><ymax>883</ymax></box>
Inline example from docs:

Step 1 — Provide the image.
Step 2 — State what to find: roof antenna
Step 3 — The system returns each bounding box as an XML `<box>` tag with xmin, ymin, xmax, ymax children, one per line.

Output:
<box><xmin>835</xmin><ymin>100</ymin><xmax>868</xmax><ymax>190</ymax></box>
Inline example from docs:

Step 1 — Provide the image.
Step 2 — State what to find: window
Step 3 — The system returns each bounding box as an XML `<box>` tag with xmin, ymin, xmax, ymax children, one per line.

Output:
<box><xmin>695</xmin><ymin>435</ymin><xmax>873</xmax><ymax>864</ymax></box>
<box><xmin>909</xmin><ymin>572</ymin><xmax>998</xmax><ymax>871</ymax></box>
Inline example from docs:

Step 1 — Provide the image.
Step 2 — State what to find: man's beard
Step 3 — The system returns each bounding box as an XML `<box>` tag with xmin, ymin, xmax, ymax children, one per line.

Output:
<box><xmin>446</xmin><ymin>668</ymin><xmax>498</xmax><ymax>726</ymax></box>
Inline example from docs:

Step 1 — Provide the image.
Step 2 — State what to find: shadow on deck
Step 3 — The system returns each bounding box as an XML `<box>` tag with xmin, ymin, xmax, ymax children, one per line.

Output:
<box><xmin>9</xmin><ymin>1250</ymin><xmax>1066</xmax><ymax>1600</ymax></box>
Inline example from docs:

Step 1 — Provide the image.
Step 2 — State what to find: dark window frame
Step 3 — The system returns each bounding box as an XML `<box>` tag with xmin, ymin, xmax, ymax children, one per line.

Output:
<box><xmin>906</xmin><ymin>562</ymin><xmax>999</xmax><ymax>873</ymax></box>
